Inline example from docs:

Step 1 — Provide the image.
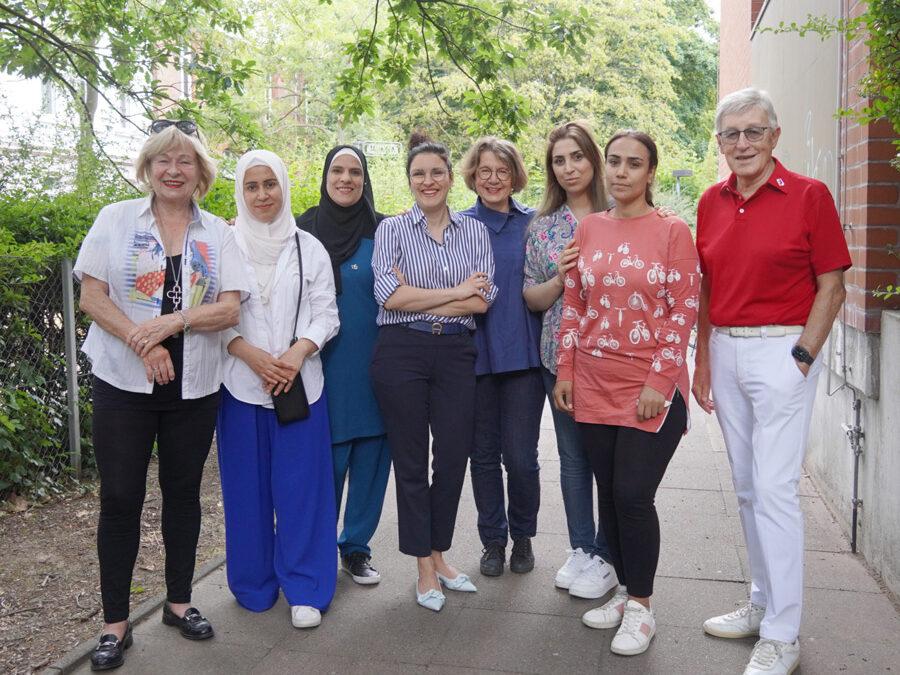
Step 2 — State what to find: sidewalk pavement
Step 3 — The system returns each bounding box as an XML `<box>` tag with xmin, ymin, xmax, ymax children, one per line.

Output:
<box><xmin>67</xmin><ymin>402</ymin><xmax>899</xmax><ymax>674</ymax></box>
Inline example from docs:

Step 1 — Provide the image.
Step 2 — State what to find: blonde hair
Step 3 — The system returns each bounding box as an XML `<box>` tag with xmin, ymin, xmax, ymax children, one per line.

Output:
<box><xmin>537</xmin><ymin>120</ymin><xmax>607</xmax><ymax>218</ymax></box>
<box><xmin>134</xmin><ymin>125</ymin><xmax>217</xmax><ymax>199</ymax></box>
<box><xmin>459</xmin><ymin>137</ymin><xmax>528</xmax><ymax>194</ymax></box>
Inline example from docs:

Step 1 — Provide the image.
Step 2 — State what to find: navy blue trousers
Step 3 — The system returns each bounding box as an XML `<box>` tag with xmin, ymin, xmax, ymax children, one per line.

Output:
<box><xmin>470</xmin><ymin>368</ymin><xmax>544</xmax><ymax>546</ymax></box>
<box><xmin>370</xmin><ymin>325</ymin><xmax>476</xmax><ymax>557</ymax></box>
<box><xmin>217</xmin><ymin>388</ymin><xmax>337</xmax><ymax>611</ymax></box>
<box><xmin>333</xmin><ymin>434</ymin><xmax>392</xmax><ymax>557</ymax></box>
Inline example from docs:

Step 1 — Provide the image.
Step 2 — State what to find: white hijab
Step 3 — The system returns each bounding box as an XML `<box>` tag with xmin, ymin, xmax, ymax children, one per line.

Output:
<box><xmin>234</xmin><ymin>150</ymin><xmax>297</xmax><ymax>304</ymax></box>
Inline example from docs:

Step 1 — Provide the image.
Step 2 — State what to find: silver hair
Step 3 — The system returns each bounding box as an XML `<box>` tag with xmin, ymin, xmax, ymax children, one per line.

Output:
<box><xmin>715</xmin><ymin>88</ymin><xmax>779</xmax><ymax>132</ymax></box>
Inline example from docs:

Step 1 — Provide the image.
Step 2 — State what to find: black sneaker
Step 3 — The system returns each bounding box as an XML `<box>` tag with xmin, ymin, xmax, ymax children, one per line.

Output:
<box><xmin>90</xmin><ymin>622</ymin><xmax>132</xmax><ymax>671</ymax></box>
<box><xmin>341</xmin><ymin>552</ymin><xmax>382</xmax><ymax>585</ymax></box>
<box><xmin>510</xmin><ymin>538</ymin><xmax>535</xmax><ymax>574</ymax></box>
<box><xmin>480</xmin><ymin>543</ymin><xmax>506</xmax><ymax>577</ymax></box>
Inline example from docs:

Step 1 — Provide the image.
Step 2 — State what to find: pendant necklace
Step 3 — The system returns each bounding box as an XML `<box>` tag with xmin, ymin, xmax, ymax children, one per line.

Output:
<box><xmin>166</xmin><ymin>254</ymin><xmax>183</xmax><ymax>312</ymax></box>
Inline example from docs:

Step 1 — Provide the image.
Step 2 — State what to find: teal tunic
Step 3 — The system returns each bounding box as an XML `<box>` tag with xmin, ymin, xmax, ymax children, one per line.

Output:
<box><xmin>321</xmin><ymin>238</ymin><xmax>384</xmax><ymax>444</ymax></box>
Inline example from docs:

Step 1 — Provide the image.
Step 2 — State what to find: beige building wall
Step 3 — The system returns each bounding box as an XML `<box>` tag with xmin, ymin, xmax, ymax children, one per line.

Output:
<box><xmin>750</xmin><ymin>0</ymin><xmax>842</xmax><ymax>195</ymax></box>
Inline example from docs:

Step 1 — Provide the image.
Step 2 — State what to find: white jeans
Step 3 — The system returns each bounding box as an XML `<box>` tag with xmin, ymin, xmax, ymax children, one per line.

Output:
<box><xmin>710</xmin><ymin>331</ymin><xmax>821</xmax><ymax>643</ymax></box>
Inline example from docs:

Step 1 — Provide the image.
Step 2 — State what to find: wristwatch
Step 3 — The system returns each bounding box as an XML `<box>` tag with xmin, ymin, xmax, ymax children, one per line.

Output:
<box><xmin>791</xmin><ymin>344</ymin><xmax>814</xmax><ymax>366</ymax></box>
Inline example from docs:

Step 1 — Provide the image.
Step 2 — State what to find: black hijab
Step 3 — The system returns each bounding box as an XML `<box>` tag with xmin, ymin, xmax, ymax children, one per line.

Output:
<box><xmin>296</xmin><ymin>145</ymin><xmax>381</xmax><ymax>293</ymax></box>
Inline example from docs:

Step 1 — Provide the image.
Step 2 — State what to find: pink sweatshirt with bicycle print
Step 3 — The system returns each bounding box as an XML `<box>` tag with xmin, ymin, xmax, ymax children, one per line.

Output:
<box><xmin>556</xmin><ymin>211</ymin><xmax>699</xmax><ymax>432</ymax></box>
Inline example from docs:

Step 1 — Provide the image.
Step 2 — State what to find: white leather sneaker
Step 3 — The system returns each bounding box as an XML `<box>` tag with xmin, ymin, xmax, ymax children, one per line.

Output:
<box><xmin>743</xmin><ymin>638</ymin><xmax>800</xmax><ymax>674</ymax></box>
<box><xmin>610</xmin><ymin>600</ymin><xmax>656</xmax><ymax>656</ymax></box>
<box><xmin>703</xmin><ymin>602</ymin><xmax>765</xmax><ymax>638</ymax></box>
<box><xmin>555</xmin><ymin>548</ymin><xmax>591</xmax><ymax>589</ymax></box>
<box><xmin>290</xmin><ymin>605</ymin><xmax>321</xmax><ymax>629</ymax></box>
<box><xmin>569</xmin><ymin>555</ymin><xmax>618</xmax><ymax>599</ymax></box>
<box><xmin>582</xmin><ymin>585</ymin><xmax>628</xmax><ymax>629</ymax></box>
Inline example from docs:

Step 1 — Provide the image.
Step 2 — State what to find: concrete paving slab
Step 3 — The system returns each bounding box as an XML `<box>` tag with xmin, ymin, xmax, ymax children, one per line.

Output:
<box><xmin>54</xmin><ymin>382</ymin><xmax>900</xmax><ymax>675</ymax></box>
<box><xmin>251</xmin><ymin>649</ymin><xmax>426</xmax><ymax>674</ymax></box>
<box><xmin>802</xmin><ymin>551</ymin><xmax>885</xmax><ymax>593</ymax></box>
<box><xmin>69</xmin><ymin>633</ymin><xmax>271</xmax><ymax>675</ymax></box>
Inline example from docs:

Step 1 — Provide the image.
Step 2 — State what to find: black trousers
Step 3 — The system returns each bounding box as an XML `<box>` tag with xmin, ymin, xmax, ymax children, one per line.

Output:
<box><xmin>370</xmin><ymin>325</ymin><xmax>476</xmax><ymax>557</ymax></box>
<box><xmin>93</xmin><ymin>390</ymin><xmax>219</xmax><ymax>623</ymax></box>
<box><xmin>578</xmin><ymin>392</ymin><xmax>687</xmax><ymax>598</ymax></box>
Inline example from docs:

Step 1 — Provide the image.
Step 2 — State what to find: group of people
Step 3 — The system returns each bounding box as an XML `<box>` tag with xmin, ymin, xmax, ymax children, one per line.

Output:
<box><xmin>75</xmin><ymin>87</ymin><xmax>850</xmax><ymax>675</ymax></box>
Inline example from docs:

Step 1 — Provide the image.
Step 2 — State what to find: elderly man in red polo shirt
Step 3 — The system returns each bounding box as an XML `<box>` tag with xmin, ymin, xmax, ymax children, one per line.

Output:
<box><xmin>692</xmin><ymin>88</ymin><xmax>851</xmax><ymax>675</ymax></box>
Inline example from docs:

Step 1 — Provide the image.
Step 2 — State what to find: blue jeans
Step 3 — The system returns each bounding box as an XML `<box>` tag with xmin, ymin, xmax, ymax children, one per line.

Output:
<box><xmin>470</xmin><ymin>368</ymin><xmax>544</xmax><ymax>546</ymax></box>
<box><xmin>541</xmin><ymin>367</ymin><xmax>610</xmax><ymax>560</ymax></box>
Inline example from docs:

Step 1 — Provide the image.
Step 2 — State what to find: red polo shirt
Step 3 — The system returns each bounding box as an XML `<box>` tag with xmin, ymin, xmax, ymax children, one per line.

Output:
<box><xmin>696</xmin><ymin>158</ymin><xmax>851</xmax><ymax>327</ymax></box>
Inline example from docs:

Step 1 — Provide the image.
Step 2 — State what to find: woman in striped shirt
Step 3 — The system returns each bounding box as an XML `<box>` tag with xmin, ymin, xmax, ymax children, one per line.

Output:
<box><xmin>370</xmin><ymin>132</ymin><xmax>497</xmax><ymax>612</ymax></box>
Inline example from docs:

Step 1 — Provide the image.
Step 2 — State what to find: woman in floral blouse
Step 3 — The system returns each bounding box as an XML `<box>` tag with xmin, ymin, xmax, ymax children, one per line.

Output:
<box><xmin>554</xmin><ymin>130</ymin><xmax>699</xmax><ymax>656</ymax></box>
<box><xmin>522</xmin><ymin>120</ymin><xmax>618</xmax><ymax>602</ymax></box>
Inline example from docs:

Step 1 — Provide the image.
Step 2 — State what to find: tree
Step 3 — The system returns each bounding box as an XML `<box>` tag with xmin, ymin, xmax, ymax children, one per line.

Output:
<box><xmin>323</xmin><ymin>0</ymin><xmax>596</xmax><ymax>139</ymax></box>
<box><xmin>0</xmin><ymin>0</ymin><xmax>259</xmax><ymax>189</ymax></box>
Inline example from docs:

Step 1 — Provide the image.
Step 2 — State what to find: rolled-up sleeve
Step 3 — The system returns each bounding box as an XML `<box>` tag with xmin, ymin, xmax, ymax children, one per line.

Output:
<box><xmin>73</xmin><ymin>206</ymin><xmax>114</xmax><ymax>283</ymax></box>
<box><xmin>372</xmin><ymin>217</ymin><xmax>401</xmax><ymax>306</ymax></box>
<box><xmin>472</xmin><ymin>221</ymin><xmax>499</xmax><ymax>305</ymax></box>
<box><xmin>300</xmin><ymin>240</ymin><xmax>340</xmax><ymax>351</ymax></box>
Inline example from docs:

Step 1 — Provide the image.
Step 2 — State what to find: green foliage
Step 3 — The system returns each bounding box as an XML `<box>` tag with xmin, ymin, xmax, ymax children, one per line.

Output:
<box><xmin>0</xmin><ymin>188</ymin><xmax>122</xmax><ymax>497</ymax></box>
<box><xmin>0</xmin><ymin>0</ymin><xmax>261</xmax><ymax>166</ymax></box>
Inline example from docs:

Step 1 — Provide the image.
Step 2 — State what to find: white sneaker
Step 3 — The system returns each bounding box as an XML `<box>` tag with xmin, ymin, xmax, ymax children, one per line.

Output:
<box><xmin>582</xmin><ymin>585</ymin><xmax>628</xmax><ymax>629</ymax></box>
<box><xmin>703</xmin><ymin>602</ymin><xmax>765</xmax><ymax>638</ymax></box>
<box><xmin>743</xmin><ymin>638</ymin><xmax>800</xmax><ymax>674</ymax></box>
<box><xmin>610</xmin><ymin>599</ymin><xmax>656</xmax><ymax>656</ymax></box>
<box><xmin>555</xmin><ymin>548</ymin><xmax>592</xmax><ymax>589</ymax></box>
<box><xmin>569</xmin><ymin>555</ymin><xmax>618</xmax><ymax>599</ymax></box>
<box><xmin>290</xmin><ymin>605</ymin><xmax>321</xmax><ymax>629</ymax></box>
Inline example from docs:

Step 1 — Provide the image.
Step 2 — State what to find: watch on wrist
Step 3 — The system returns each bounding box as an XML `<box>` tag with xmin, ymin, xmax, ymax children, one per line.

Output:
<box><xmin>791</xmin><ymin>344</ymin><xmax>814</xmax><ymax>366</ymax></box>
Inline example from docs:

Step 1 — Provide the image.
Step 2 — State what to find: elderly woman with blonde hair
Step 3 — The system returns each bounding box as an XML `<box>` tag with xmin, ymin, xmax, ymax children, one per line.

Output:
<box><xmin>75</xmin><ymin>119</ymin><xmax>248</xmax><ymax>671</ymax></box>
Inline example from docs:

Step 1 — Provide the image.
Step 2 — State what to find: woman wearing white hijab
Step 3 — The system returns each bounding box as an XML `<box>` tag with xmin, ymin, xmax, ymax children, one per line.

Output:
<box><xmin>217</xmin><ymin>149</ymin><xmax>340</xmax><ymax>629</ymax></box>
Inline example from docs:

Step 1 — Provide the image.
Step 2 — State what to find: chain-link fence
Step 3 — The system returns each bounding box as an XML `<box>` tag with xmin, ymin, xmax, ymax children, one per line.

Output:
<box><xmin>0</xmin><ymin>257</ymin><xmax>93</xmax><ymax>497</ymax></box>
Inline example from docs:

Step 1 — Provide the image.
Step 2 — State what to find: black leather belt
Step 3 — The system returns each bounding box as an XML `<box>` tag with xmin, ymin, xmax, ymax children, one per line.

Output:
<box><xmin>404</xmin><ymin>321</ymin><xmax>469</xmax><ymax>335</ymax></box>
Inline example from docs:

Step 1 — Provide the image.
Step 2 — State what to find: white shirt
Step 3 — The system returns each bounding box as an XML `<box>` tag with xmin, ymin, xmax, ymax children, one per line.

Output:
<box><xmin>222</xmin><ymin>228</ymin><xmax>339</xmax><ymax>407</ymax></box>
<box><xmin>74</xmin><ymin>196</ymin><xmax>249</xmax><ymax>398</ymax></box>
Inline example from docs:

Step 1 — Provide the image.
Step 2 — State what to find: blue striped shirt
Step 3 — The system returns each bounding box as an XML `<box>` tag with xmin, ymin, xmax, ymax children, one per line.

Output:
<box><xmin>372</xmin><ymin>203</ymin><xmax>498</xmax><ymax>328</ymax></box>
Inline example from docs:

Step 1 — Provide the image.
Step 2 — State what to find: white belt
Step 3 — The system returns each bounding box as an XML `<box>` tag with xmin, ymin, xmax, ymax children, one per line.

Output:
<box><xmin>715</xmin><ymin>325</ymin><xmax>804</xmax><ymax>338</ymax></box>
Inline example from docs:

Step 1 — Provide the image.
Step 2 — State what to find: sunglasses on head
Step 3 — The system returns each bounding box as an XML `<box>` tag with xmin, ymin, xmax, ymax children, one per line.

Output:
<box><xmin>149</xmin><ymin>119</ymin><xmax>199</xmax><ymax>137</ymax></box>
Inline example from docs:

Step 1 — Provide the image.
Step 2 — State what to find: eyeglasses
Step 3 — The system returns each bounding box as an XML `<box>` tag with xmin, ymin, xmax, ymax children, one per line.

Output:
<box><xmin>410</xmin><ymin>168</ymin><xmax>449</xmax><ymax>184</ymax></box>
<box><xmin>717</xmin><ymin>126</ymin><xmax>769</xmax><ymax>145</ymax></box>
<box><xmin>477</xmin><ymin>166</ymin><xmax>511</xmax><ymax>181</ymax></box>
<box><xmin>149</xmin><ymin>119</ymin><xmax>199</xmax><ymax>137</ymax></box>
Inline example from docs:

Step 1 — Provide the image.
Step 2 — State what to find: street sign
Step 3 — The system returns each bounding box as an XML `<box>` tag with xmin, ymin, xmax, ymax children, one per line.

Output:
<box><xmin>353</xmin><ymin>140</ymin><xmax>402</xmax><ymax>157</ymax></box>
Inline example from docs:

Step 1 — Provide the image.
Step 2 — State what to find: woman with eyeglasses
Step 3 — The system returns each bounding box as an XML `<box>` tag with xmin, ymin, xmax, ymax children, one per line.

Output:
<box><xmin>296</xmin><ymin>145</ymin><xmax>390</xmax><ymax>586</ymax></box>
<box><xmin>74</xmin><ymin>120</ymin><xmax>248</xmax><ymax>670</ymax></box>
<box><xmin>217</xmin><ymin>150</ymin><xmax>340</xmax><ymax>629</ymax></box>
<box><xmin>458</xmin><ymin>137</ymin><xmax>544</xmax><ymax>578</ymax></box>
<box><xmin>554</xmin><ymin>130</ymin><xmax>698</xmax><ymax>656</ymax></box>
<box><xmin>370</xmin><ymin>131</ymin><xmax>497</xmax><ymax>611</ymax></box>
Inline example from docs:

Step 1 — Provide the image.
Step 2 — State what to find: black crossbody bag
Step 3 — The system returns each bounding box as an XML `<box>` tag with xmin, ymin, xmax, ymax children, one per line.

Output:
<box><xmin>272</xmin><ymin>233</ymin><xmax>310</xmax><ymax>424</ymax></box>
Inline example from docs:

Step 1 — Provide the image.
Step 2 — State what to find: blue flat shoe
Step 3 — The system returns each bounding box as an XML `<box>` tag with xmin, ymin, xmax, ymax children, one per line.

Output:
<box><xmin>437</xmin><ymin>572</ymin><xmax>478</xmax><ymax>592</ymax></box>
<box><xmin>415</xmin><ymin>583</ymin><xmax>446</xmax><ymax>612</ymax></box>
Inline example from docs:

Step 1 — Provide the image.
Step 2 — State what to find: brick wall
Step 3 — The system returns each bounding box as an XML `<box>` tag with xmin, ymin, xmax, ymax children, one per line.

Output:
<box><xmin>840</xmin><ymin>0</ymin><xmax>900</xmax><ymax>333</ymax></box>
<box><xmin>717</xmin><ymin>1</ymin><xmax>753</xmax><ymax>176</ymax></box>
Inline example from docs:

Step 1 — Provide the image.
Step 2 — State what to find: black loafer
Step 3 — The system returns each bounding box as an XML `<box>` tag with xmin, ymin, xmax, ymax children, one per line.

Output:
<box><xmin>162</xmin><ymin>602</ymin><xmax>214</xmax><ymax>640</ymax></box>
<box><xmin>510</xmin><ymin>537</ymin><xmax>535</xmax><ymax>574</ymax></box>
<box><xmin>90</xmin><ymin>622</ymin><xmax>132</xmax><ymax>671</ymax></box>
<box><xmin>480</xmin><ymin>543</ymin><xmax>506</xmax><ymax>577</ymax></box>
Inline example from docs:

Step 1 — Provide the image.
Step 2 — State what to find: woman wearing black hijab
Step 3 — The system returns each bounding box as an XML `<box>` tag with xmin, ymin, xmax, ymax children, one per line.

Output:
<box><xmin>297</xmin><ymin>145</ymin><xmax>389</xmax><ymax>585</ymax></box>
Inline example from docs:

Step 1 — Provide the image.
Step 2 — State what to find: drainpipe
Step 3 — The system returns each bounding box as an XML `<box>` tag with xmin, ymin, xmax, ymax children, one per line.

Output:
<box><xmin>842</xmin><ymin>394</ymin><xmax>864</xmax><ymax>553</ymax></box>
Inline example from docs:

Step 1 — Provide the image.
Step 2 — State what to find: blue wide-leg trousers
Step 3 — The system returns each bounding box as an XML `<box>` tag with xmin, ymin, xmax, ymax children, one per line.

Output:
<box><xmin>217</xmin><ymin>387</ymin><xmax>337</xmax><ymax>612</ymax></box>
